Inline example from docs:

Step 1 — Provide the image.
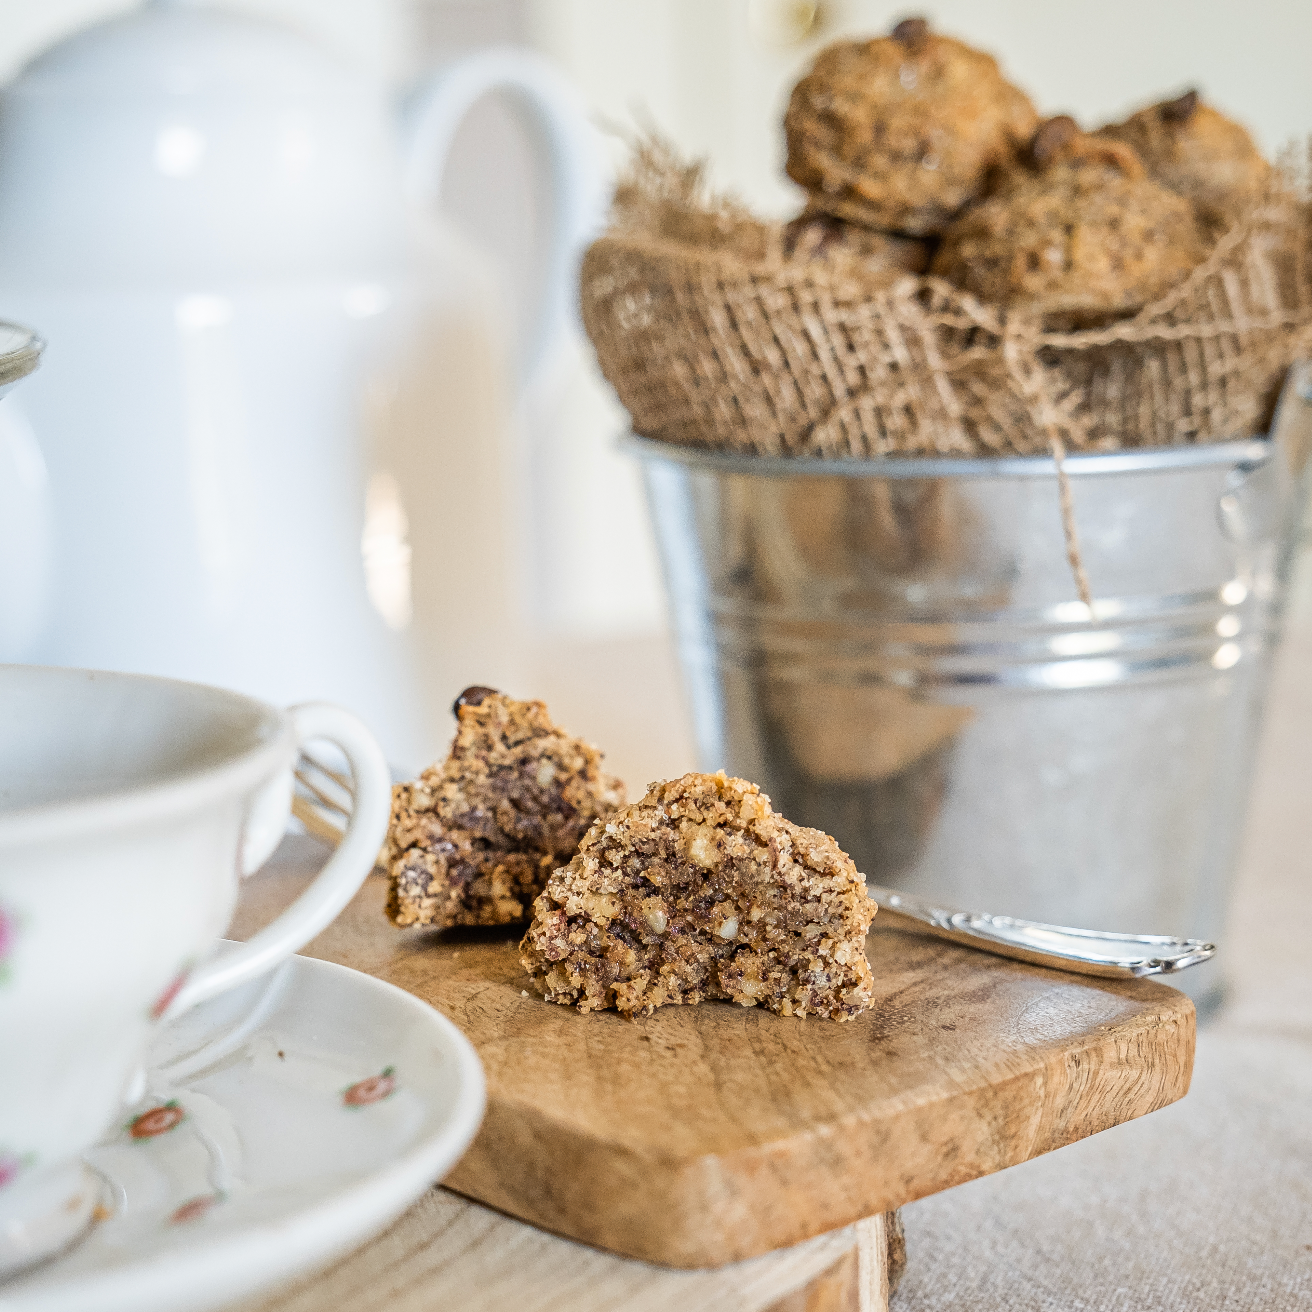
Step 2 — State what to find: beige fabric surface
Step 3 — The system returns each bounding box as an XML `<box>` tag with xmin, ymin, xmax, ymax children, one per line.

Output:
<box><xmin>895</xmin><ymin>620</ymin><xmax>1312</xmax><ymax>1310</ymax></box>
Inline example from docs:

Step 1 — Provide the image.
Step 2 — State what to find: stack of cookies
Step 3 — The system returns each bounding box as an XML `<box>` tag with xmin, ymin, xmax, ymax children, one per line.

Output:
<box><xmin>579</xmin><ymin>19</ymin><xmax>1307</xmax><ymax>465</ymax></box>
<box><xmin>784</xmin><ymin>18</ymin><xmax>1271</xmax><ymax>326</ymax></box>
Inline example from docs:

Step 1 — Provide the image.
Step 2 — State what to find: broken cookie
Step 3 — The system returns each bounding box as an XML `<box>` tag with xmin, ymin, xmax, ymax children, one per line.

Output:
<box><xmin>386</xmin><ymin>687</ymin><xmax>625</xmax><ymax>930</ymax></box>
<box><xmin>520</xmin><ymin>771</ymin><xmax>877</xmax><ymax>1021</ymax></box>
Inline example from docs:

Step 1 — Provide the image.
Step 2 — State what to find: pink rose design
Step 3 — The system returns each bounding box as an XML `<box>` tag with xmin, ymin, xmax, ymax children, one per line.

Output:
<box><xmin>170</xmin><ymin>1195</ymin><xmax>219</xmax><ymax>1225</ymax></box>
<box><xmin>149</xmin><ymin>968</ymin><xmax>190</xmax><ymax>1021</ymax></box>
<box><xmin>0</xmin><ymin>1154</ymin><xmax>22</xmax><ymax>1189</ymax></box>
<box><xmin>0</xmin><ymin>906</ymin><xmax>15</xmax><ymax>985</ymax></box>
<box><xmin>342</xmin><ymin>1067</ymin><xmax>397</xmax><ymax>1107</ymax></box>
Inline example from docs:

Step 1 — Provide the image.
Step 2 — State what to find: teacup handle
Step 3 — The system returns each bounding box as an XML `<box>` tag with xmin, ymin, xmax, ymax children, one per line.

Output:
<box><xmin>164</xmin><ymin>702</ymin><xmax>392</xmax><ymax>1018</ymax></box>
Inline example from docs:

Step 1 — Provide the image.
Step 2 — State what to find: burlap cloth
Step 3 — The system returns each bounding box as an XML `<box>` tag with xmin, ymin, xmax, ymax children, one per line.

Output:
<box><xmin>581</xmin><ymin>142</ymin><xmax>1312</xmax><ymax>463</ymax></box>
<box><xmin>227</xmin><ymin>582</ymin><xmax>1312</xmax><ymax>1311</ymax></box>
<box><xmin>581</xmin><ymin>142</ymin><xmax>1312</xmax><ymax>605</ymax></box>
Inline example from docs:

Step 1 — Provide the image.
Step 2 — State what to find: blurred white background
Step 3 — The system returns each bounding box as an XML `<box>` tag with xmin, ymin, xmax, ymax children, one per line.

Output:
<box><xmin>1</xmin><ymin>0</ymin><xmax>1308</xmax><ymax>782</ymax></box>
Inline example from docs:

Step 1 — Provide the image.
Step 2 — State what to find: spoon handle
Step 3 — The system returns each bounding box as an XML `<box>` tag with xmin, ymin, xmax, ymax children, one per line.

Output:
<box><xmin>867</xmin><ymin>886</ymin><xmax>1216</xmax><ymax>978</ymax></box>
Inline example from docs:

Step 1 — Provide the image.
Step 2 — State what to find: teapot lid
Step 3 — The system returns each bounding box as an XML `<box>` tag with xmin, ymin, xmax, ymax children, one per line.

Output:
<box><xmin>0</xmin><ymin>1</ymin><xmax>406</xmax><ymax>287</ymax></box>
<box><xmin>16</xmin><ymin>1</ymin><xmax>357</xmax><ymax>101</ymax></box>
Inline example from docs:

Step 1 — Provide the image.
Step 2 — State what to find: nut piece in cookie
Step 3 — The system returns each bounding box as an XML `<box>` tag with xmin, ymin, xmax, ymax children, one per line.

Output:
<box><xmin>931</xmin><ymin>116</ymin><xmax>1210</xmax><ymax>326</ymax></box>
<box><xmin>520</xmin><ymin>771</ymin><xmax>877</xmax><ymax>1021</ymax></box>
<box><xmin>784</xmin><ymin>18</ymin><xmax>1038</xmax><ymax>236</ymax></box>
<box><xmin>1096</xmin><ymin>89</ymin><xmax>1271</xmax><ymax>230</ymax></box>
<box><xmin>387</xmin><ymin>688</ymin><xmax>625</xmax><ymax>930</ymax></box>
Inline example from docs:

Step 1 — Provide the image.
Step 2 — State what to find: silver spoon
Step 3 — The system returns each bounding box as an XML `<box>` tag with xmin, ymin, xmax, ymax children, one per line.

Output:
<box><xmin>292</xmin><ymin>755</ymin><xmax>1216</xmax><ymax>979</ymax></box>
<box><xmin>867</xmin><ymin>355</ymin><xmax>1312</xmax><ymax>983</ymax></box>
<box><xmin>868</xmin><ymin>885</ymin><xmax>1215</xmax><ymax>978</ymax></box>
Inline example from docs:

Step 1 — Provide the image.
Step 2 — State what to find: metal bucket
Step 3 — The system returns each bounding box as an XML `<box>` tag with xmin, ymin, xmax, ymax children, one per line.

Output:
<box><xmin>630</xmin><ymin>422</ymin><xmax>1311</xmax><ymax>1011</ymax></box>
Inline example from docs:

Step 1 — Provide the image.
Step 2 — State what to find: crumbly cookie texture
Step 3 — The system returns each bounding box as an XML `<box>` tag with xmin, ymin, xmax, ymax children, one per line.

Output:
<box><xmin>931</xmin><ymin>116</ymin><xmax>1210</xmax><ymax>326</ymax></box>
<box><xmin>784</xmin><ymin>18</ymin><xmax>1037</xmax><ymax>236</ymax></box>
<box><xmin>1096</xmin><ymin>89</ymin><xmax>1271</xmax><ymax>230</ymax></box>
<box><xmin>386</xmin><ymin>687</ymin><xmax>625</xmax><ymax>930</ymax></box>
<box><xmin>520</xmin><ymin>772</ymin><xmax>877</xmax><ymax>1021</ymax></box>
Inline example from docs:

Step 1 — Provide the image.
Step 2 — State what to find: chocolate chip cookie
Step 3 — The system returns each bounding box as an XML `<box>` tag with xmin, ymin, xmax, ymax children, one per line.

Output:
<box><xmin>782</xmin><ymin>210</ymin><xmax>934</xmax><ymax>276</ymax></box>
<box><xmin>784</xmin><ymin>18</ymin><xmax>1038</xmax><ymax>236</ymax></box>
<box><xmin>931</xmin><ymin>116</ymin><xmax>1210</xmax><ymax>324</ymax></box>
<box><xmin>1096</xmin><ymin>89</ymin><xmax>1271</xmax><ymax>229</ymax></box>
<box><xmin>386</xmin><ymin>687</ymin><xmax>625</xmax><ymax>930</ymax></box>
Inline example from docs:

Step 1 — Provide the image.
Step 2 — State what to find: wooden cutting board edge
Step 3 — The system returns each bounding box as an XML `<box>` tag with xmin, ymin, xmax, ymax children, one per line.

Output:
<box><xmin>229</xmin><ymin>860</ymin><xmax>1197</xmax><ymax>1272</ymax></box>
<box><xmin>441</xmin><ymin>980</ymin><xmax>1196</xmax><ymax>1268</ymax></box>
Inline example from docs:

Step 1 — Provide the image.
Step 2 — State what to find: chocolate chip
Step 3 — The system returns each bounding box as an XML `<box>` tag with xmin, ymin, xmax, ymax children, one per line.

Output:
<box><xmin>782</xmin><ymin>213</ymin><xmax>844</xmax><ymax>258</ymax></box>
<box><xmin>1030</xmin><ymin>115</ymin><xmax>1079</xmax><ymax>167</ymax></box>
<box><xmin>890</xmin><ymin>16</ymin><xmax>929</xmax><ymax>46</ymax></box>
<box><xmin>453</xmin><ymin>685</ymin><xmax>499</xmax><ymax>714</ymax></box>
<box><xmin>1161</xmin><ymin>88</ymin><xmax>1200</xmax><ymax>124</ymax></box>
<box><xmin>449</xmin><ymin>861</ymin><xmax>478</xmax><ymax>889</ymax></box>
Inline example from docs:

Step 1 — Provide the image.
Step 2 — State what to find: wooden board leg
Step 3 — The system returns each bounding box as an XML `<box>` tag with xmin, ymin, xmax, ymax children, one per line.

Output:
<box><xmin>763</xmin><ymin>1211</ymin><xmax>903</xmax><ymax>1312</ymax></box>
<box><xmin>885</xmin><ymin>1209</ymin><xmax>907</xmax><ymax>1300</ymax></box>
<box><xmin>234</xmin><ymin>1187</ymin><xmax>905</xmax><ymax>1312</ymax></box>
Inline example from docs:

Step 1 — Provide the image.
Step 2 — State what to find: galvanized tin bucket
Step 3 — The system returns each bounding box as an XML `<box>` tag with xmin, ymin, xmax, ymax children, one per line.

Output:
<box><xmin>629</xmin><ymin>409</ymin><xmax>1312</xmax><ymax>1010</ymax></box>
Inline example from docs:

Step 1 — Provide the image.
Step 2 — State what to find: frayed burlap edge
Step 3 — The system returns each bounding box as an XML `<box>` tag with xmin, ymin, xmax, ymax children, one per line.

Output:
<box><xmin>581</xmin><ymin>141</ymin><xmax>1312</xmax><ymax>606</ymax></box>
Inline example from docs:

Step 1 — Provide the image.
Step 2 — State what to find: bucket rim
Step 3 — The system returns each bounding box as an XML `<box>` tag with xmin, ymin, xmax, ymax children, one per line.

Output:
<box><xmin>620</xmin><ymin>433</ymin><xmax>1272</xmax><ymax>479</ymax></box>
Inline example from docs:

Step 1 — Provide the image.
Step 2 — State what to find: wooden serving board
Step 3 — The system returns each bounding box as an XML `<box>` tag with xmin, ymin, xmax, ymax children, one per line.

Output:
<box><xmin>231</xmin><ymin>859</ymin><xmax>1195</xmax><ymax>1270</ymax></box>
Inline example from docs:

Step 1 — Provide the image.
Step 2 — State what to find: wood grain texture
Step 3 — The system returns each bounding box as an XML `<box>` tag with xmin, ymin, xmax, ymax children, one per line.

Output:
<box><xmin>231</xmin><ymin>856</ymin><xmax>1195</xmax><ymax>1269</ymax></box>
<box><xmin>232</xmin><ymin>1187</ymin><xmax>894</xmax><ymax>1312</ymax></box>
<box><xmin>762</xmin><ymin>1249</ymin><xmax>859</xmax><ymax>1312</ymax></box>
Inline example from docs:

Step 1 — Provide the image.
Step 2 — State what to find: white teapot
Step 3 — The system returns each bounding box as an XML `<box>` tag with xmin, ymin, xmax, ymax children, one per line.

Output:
<box><xmin>0</xmin><ymin>0</ymin><xmax>603</xmax><ymax>767</ymax></box>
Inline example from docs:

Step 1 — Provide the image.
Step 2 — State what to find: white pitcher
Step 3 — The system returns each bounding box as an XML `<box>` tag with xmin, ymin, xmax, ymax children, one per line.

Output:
<box><xmin>0</xmin><ymin>0</ymin><xmax>604</xmax><ymax>768</ymax></box>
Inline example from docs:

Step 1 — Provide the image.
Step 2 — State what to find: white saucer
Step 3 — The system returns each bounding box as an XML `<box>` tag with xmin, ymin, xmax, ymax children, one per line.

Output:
<box><xmin>0</xmin><ymin>947</ymin><xmax>485</xmax><ymax>1312</ymax></box>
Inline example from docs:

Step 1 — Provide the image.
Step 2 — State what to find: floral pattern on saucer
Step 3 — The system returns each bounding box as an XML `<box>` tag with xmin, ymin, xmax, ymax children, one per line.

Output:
<box><xmin>1</xmin><ymin>949</ymin><xmax>484</xmax><ymax>1312</ymax></box>
<box><xmin>170</xmin><ymin>1193</ymin><xmax>223</xmax><ymax>1226</ymax></box>
<box><xmin>342</xmin><ymin>1067</ymin><xmax>396</xmax><ymax>1107</ymax></box>
<box><xmin>149</xmin><ymin>966</ymin><xmax>192</xmax><ymax>1021</ymax></box>
<box><xmin>0</xmin><ymin>903</ymin><xmax>16</xmax><ymax>986</ymax></box>
<box><xmin>129</xmin><ymin>1101</ymin><xmax>185</xmax><ymax>1140</ymax></box>
<box><xmin>0</xmin><ymin>1149</ymin><xmax>34</xmax><ymax>1189</ymax></box>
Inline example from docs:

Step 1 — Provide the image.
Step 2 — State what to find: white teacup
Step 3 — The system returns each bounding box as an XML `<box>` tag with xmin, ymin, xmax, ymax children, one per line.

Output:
<box><xmin>0</xmin><ymin>665</ymin><xmax>391</xmax><ymax>1276</ymax></box>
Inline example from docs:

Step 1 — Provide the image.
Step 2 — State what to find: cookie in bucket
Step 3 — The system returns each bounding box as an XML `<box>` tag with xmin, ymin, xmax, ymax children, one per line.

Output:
<box><xmin>784</xmin><ymin>16</ymin><xmax>1038</xmax><ymax>235</ymax></box>
<box><xmin>1096</xmin><ymin>88</ymin><xmax>1272</xmax><ymax>230</ymax></box>
<box><xmin>930</xmin><ymin>116</ymin><xmax>1210</xmax><ymax>325</ymax></box>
